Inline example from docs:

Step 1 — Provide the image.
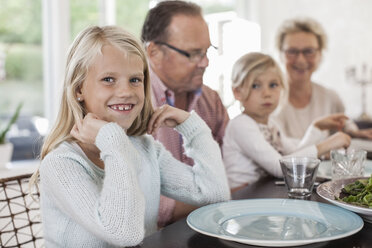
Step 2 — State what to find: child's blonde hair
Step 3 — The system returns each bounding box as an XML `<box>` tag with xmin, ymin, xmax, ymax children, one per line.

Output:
<box><xmin>231</xmin><ymin>52</ymin><xmax>286</xmax><ymax>102</ymax></box>
<box><xmin>30</xmin><ymin>26</ymin><xmax>154</xmax><ymax>187</ymax></box>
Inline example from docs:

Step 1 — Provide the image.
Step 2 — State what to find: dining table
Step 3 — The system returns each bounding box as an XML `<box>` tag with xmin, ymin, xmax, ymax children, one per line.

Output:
<box><xmin>136</xmin><ymin>176</ymin><xmax>372</xmax><ymax>248</ymax></box>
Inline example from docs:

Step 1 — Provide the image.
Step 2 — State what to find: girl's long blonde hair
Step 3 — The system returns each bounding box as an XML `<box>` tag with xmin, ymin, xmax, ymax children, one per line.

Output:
<box><xmin>30</xmin><ymin>26</ymin><xmax>154</xmax><ymax>188</ymax></box>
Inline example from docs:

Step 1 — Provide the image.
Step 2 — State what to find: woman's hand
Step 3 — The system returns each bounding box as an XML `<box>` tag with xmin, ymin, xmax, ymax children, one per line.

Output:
<box><xmin>349</xmin><ymin>128</ymin><xmax>372</xmax><ymax>140</ymax></box>
<box><xmin>316</xmin><ymin>131</ymin><xmax>351</xmax><ymax>157</ymax></box>
<box><xmin>313</xmin><ymin>113</ymin><xmax>348</xmax><ymax>131</ymax></box>
<box><xmin>147</xmin><ymin>105</ymin><xmax>190</xmax><ymax>135</ymax></box>
<box><xmin>70</xmin><ymin>113</ymin><xmax>108</xmax><ymax>144</ymax></box>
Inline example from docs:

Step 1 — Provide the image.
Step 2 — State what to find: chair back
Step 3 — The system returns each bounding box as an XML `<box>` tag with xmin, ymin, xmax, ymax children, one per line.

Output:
<box><xmin>0</xmin><ymin>173</ymin><xmax>43</xmax><ymax>247</ymax></box>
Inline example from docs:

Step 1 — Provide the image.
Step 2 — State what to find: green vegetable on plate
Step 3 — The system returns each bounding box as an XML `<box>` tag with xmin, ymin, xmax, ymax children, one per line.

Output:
<box><xmin>337</xmin><ymin>176</ymin><xmax>372</xmax><ymax>208</ymax></box>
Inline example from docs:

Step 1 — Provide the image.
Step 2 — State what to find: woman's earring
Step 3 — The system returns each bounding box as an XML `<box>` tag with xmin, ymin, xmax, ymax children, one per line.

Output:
<box><xmin>77</xmin><ymin>97</ymin><xmax>81</xmax><ymax>102</ymax></box>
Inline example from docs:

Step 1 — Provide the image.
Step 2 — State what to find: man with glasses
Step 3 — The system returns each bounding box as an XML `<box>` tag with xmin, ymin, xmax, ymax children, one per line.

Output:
<box><xmin>141</xmin><ymin>0</ymin><xmax>229</xmax><ymax>227</ymax></box>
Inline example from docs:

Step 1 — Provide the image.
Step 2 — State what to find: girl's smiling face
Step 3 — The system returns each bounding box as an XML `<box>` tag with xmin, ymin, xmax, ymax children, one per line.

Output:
<box><xmin>238</xmin><ymin>67</ymin><xmax>283</xmax><ymax>124</ymax></box>
<box><xmin>78</xmin><ymin>44</ymin><xmax>145</xmax><ymax>130</ymax></box>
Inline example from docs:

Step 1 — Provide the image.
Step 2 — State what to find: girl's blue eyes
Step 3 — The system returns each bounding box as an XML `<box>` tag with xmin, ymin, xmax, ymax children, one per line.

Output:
<box><xmin>130</xmin><ymin>77</ymin><xmax>143</xmax><ymax>83</ymax></box>
<box><xmin>103</xmin><ymin>77</ymin><xmax>114</xmax><ymax>83</ymax></box>
<box><xmin>270</xmin><ymin>82</ymin><xmax>279</xmax><ymax>88</ymax></box>
<box><xmin>101</xmin><ymin>77</ymin><xmax>143</xmax><ymax>84</ymax></box>
<box><xmin>251</xmin><ymin>82</ymin><xmax>280</xmax><ymax>89</ymax></box>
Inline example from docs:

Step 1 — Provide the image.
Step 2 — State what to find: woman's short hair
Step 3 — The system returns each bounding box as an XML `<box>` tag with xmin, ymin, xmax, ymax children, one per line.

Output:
<box><xmin>231</xmin><ymin>52</ymin><xmax>286</xmax><ymax>101</ymax></box>
<box><xmin>276</xmin><ymin>17</ymin><xmax>327</xmax><ymax>51</ymax></box>
<box><xmin>141</xmin><ymin>0</ymin><xmax>202</xmax><ymax>43</ymax></box>
<box><xmin>41</xmin><ymin>25</ymin><xmax>153</xmax><ymax>159</ymax></box>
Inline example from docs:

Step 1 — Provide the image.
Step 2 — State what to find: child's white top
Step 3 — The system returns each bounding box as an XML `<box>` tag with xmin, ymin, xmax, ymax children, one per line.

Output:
<box><xmin>223</xmin><ymin>113</ymin><xmax>326</xmax><ymax>188</ymax></box>
<box><xmin>39</xmin><ymin>112</ymin><xmax>230</xmax><ymax>247</ymax></box>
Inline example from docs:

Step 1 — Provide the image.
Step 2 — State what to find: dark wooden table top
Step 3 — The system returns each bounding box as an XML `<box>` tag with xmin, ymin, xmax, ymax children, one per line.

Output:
<box><xmin>137</xmin><ymin>177</ymin><xmax>372</xmax><ymax>248</ymax></box>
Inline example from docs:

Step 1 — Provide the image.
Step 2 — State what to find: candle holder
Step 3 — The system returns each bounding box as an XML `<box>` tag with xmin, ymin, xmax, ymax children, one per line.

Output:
<box><xmin>345</xmin><ymin>64</ymin><xmax>372</xmax><ymax>121</ymax></box>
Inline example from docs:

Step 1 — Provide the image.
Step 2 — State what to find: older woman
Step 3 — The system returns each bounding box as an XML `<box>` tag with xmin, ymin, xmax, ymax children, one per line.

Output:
<box><xmin>273</xmin><ymin>17</ymin><xmax>372</xmax><ymax>140</ymax></box>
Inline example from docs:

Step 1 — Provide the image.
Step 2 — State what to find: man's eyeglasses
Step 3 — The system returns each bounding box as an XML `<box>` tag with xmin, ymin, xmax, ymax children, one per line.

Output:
<box><xmin>282</xmin><ymin>48</ymin><xmax>319</xmax><ymax>59</ymax></box>
<box><xmin>154</xmin><ymin>41</ymin><xmax>217</xmax><ymax>63</ymax></box>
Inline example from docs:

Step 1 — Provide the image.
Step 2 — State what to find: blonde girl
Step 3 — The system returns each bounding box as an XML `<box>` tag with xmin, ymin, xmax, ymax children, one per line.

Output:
<box><xmin>223</xmin><ymin>52</ymin><xmax>351</xmax><ymax>192</ymax></box>
<box><xmin>30</xmin><ymin>26</ymin><xmax>230</xmax><ymax>247</ymax></box>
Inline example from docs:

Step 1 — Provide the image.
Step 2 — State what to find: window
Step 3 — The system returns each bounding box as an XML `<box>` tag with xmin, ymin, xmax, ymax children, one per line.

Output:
<box><xmin>116</xmin><ymin>0</ymin><xmax>150</xmax><ymax>37</ymax></box>
<box><xmin>0</xmin><ymin>0</ymin><xmax>43</xmax><ymax>117</ymax></box>
<box><xmin>0</xmin><ymin>0</ymin><xmax>44</xmax><ymax>160</ymax></box>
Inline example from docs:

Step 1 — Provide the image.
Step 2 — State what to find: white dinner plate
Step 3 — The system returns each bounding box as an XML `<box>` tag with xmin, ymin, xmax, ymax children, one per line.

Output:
<box><xmin>187</xmin><ymin>199</ymin><xmax>363</xmax><ymax>247</ymax></box>
<box><xmin>317</xmin><ymin>177</ymin><xmax>372</xmax><ymax>223</ymax></box>
<box><xmin>317</xmin><ymin>160</ymin><xmax>372</xmax><ymax>179</ymax></box>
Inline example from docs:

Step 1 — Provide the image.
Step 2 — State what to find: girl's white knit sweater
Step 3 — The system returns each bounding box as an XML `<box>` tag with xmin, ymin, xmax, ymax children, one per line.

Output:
<box><xmin>39</xmin><ymin>112</ymin><xmax>230</xmax><ymax>247</ymax></box>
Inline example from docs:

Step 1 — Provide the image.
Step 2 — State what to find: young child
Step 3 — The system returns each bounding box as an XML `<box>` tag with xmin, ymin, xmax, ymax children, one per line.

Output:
<box><xmin>223</xmin><ymin>52</ymin><xmax>351</xmax><ymax>192</ymax></box>
<box><xmin>30</xmin><ymin>26</ymin><xmax>230</xmax><ymax>247</ymax></box>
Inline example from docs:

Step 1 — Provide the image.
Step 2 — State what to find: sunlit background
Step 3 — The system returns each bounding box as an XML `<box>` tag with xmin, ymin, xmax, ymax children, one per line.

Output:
<box><xmin>1</xmin><ymin>0</ymin><xmax>372</xmax><ymax>160</ymax></box>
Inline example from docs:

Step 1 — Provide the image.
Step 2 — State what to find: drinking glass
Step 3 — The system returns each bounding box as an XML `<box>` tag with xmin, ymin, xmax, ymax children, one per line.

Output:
<box><xmin>331</xmin><ymin>149</ymin><xmax>366</xmax><ymax>180</ymax></box>
<box><xmin>279</xmin><ymin>157</ymin><xmax>320</xmax><ymax>200</ymax></box>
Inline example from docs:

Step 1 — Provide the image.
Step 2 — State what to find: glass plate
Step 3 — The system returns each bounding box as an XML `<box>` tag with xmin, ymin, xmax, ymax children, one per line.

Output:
<box><xmin>187</xmin><ymin>199</ymin><xmax>363</xmax><ymax>247</ymax></box>
<box><xmin>317</xmin><ymin>177</ymin><xmax>372</xmax><ymax>223</ymax></box>
<box><xmin>317</xmin><ymin>160</ymin><xmax>372</xmax><ymax>179</ymax></box>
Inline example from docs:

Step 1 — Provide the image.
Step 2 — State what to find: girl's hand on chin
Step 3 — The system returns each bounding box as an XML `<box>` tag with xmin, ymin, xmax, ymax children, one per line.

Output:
<box><xmin>70</xmin><ymin>113</ymin><xmax>108</xmax><ymax>144</ymax></box>
<box><xmin>147</xmin><ymin>105</ymin><xmax>190</xmax><ymax>135</ymax></box>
